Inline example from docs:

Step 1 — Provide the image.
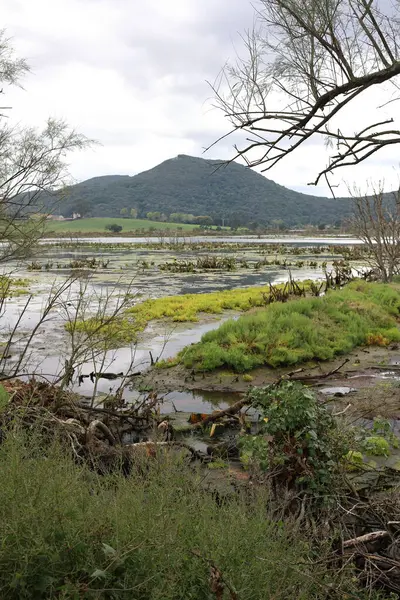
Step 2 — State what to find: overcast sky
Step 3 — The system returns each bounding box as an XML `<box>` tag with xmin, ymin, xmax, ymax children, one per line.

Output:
<box><xmin>3</xmin><ymin>0</ymin><xmax>400</xmax><ymax>197</ymax></box>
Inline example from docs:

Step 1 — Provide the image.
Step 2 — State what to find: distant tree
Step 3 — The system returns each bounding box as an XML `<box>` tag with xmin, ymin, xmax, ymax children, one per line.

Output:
<box><xmin>146</xmin><ymin>211</ymin><xmax>161</xmax><ymax>221</ymax></box>
<box><xmin>248</xmin><ymin>221</ymin><xmax>259</xmax><ymax>231</ymax></box>
<box><xmin>318</xmin><ymin>224</ymin><xmax>326</xmax><ymax>231</ymax></box>
<box><xmin>169</xmin><ymin>212</ymin><xmax>197</xmax><ymax>223</ymax></box>
<box><xmin>130</xmin><ymin>208</ymin><xmax>138</xmax><ymax>219</ymax></box>
<box><xmin>351</xmin><ymin>185</ymin><xmax>400</xmax><ymax>282</ymax></box>
<box><xmin>105</xmin><ymin>223</ymin><xmax>123</xmax><ymax>233</ymax></box>
<box><xmin>229</xmin><ymin>213</ymin><xmax>246</xmax><ymax>229</ymax></box>
<box><xmin>192</xmin><ymin>215</ymin><xmax>213</xmax><ymax>226</ymax></box>
<box><xmin>71</xmin><ymin>199</ymin><xmax>90</xmax><ymax>218</ymax></box>
<box><xmin>271</xmin><ymin>219</ymin><xmax>285</xmax><ymax>231</ymax></box>
<box><xmin>120</xmin><ymin>208</ymin><xmax>128</xmax><ymax>218</ymax></box>
<box><xmin>169</xmin><ymin>212</ymin><xmax>184</xmax><ymax>223</ymax></box>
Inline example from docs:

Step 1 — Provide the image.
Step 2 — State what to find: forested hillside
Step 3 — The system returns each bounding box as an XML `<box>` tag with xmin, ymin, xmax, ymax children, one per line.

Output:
<box><xmin>45</xmin><ymin>155</ymin><xmax>352</xmax><ymax>227</ymax></box>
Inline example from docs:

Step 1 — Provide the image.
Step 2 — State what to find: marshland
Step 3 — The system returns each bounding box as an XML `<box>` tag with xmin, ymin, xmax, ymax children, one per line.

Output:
<box><xmin>4</xmin><ymin>0</ymin><xmax>400</xmax><ymax>596</ymax></box>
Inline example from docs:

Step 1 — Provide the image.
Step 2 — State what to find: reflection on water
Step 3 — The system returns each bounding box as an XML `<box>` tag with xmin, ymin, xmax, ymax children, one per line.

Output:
<box><xmin>42</xmin><ymin>235</ymin><xmax>363</xmax><ymax>246</ymax></box>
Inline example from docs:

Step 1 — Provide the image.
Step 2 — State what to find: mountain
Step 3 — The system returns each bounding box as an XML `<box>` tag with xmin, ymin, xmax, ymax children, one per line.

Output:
<box><xmin>46</xmin><ymin>154</ymin><xmax>352</xmax><ymax>226</ymax></box>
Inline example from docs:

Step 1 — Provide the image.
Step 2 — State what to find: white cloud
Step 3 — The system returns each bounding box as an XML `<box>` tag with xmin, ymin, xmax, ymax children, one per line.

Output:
<box><xmin>3</xmin><ymin>0</ymin><xmax>400</xmax><ymax>197</ymax></box>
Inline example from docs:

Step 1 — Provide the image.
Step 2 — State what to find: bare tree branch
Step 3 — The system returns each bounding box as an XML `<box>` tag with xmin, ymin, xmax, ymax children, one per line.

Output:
<box><xmin>211</xmin><ymin>0</ymin><xmax>400</xmax><ymax>185</ymax></box>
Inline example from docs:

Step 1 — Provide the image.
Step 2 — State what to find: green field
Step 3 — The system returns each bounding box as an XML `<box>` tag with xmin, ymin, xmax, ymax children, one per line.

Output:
<box><xmin>46</xmin><ymin>217</ymin><xmax>199</xmax><ymax>234</ymax></box>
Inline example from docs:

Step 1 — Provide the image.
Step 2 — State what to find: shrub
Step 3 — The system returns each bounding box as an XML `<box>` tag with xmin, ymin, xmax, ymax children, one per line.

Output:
<box><xmin>362</xmin><ymin>436</ymin><xmax>390</xmax><ymax>456</ymax></box>
<box><xmin>105</xmin><ymin>223</ymin><xmax>123</xmax><ymax>233</ymax></box>
<box><xmin>241</xmin><ymin>381</ymin><xmax>351</xmax><ymax>496</ymax></box>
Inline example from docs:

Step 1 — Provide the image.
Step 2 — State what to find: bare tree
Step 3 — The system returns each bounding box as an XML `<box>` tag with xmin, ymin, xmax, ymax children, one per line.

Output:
<box><xmin>212</xmin><ymin>0</ymin><xmax>400</xmax><ymax>187</ymax></box>
<box><xmin>351</xmin><ymin>184</ymin><xmax>400</xmax><ymax>281</ymax></box>
<box><xmin>0</xmin><ymin>30</ymin><xmax>91</xmax><ymax>264</ymax></box>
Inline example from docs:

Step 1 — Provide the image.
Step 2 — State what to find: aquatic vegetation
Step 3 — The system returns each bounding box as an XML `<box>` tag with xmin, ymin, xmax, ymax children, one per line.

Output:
<box><xmin>28</xmin><ymin>257</ymin><xmax>110</xmax><ymax>271</ymax></box>
<box><xmin>362</xmin><ymin>436</ymin><xmax>391</xmax><ymax>456</ymax></box>
<box><xmin>0</xmin><ymin>276</ymin><xmax>30</xmax><ymax>297</ymax></box>
<box><xmin>242</xmin><ymin>374</ymin><xmax>253</xmax><ymax>382</ymax></box>
<box><xmin>173</xmin><ymin>281</ymin><xmax>400</xmax><ymax>372</ymax></box>
<box><xmin>159</xmin><ymin>255</ymin><xmax>239</xmax><ymax>272</ymax></box>
<box><xmin>127</xmin><ymin>280</ymin><xmax>314</xmax><ymax>325</ymax></box>
<box><xmin>70</xmin><ymin>280</ymin><xmax>317</xmax><ymax>349</ymax></box>
<box><xmin>65</xmin><ymin>316</ymin><xmax>141</xmax><ymax>347</ymax></box>
<box><xmin>359</xmin><ymin>417</ymin><xmax>399</xmax><ymax>457</ymax></box>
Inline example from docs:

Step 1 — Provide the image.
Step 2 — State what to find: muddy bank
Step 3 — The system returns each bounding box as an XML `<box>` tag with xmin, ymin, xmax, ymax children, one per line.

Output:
<box><xmin>136</xmin><ymin>344</ymin><xmax>400</xmax><ymax>419</ymax></box>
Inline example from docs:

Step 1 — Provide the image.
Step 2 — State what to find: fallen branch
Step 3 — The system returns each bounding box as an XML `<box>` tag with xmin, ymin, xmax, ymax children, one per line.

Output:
<box><xmin>87</xmin><ymin>420</ymin><xmax>116</xmax><ymax>446</ymax></box>
<box><xmin>343</xmin><ymin>530</ymin><xmax>390</xmax><ymax>549</ymax></box>
<box><xmin>185</xmin><ymin>397</ymin><xmax>249</xmax><ymax>431</ymax></box>
<box><xmin>293</xmin><ymin>359</ymin><xmax>350</xmax><ymax>382</ymax></box>
<box><xmin>128</xmin><ymin>440</ymin><xmax>209</xmax><ymax>462</ymax></box>
<box><xmin>332</xmin><ymin>403</ymin><xmax>352</xmax><ymax>416</ymax></box>
<box><xmin>79</xmin><ymin>405</ymin><xmax>151</xmax><ymax>422</ymax></box>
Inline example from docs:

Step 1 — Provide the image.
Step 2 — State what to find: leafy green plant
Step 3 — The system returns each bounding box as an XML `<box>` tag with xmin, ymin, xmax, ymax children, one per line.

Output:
<box><xmin>241</xmin><ymin>381</ymin><xmax>351</xmax><ymax>496</ymax></box>
<box><xmin>359</xmin><ymin>417</ymin><xmax>399</xmax><ymax>457</ymax></box>
<box><xmin>345</xmin><ymin>450</ymin><xmax>364</xmax><ymax>470</ymax></box>
<box><xmin>362</xmin><ymin>436</ymin><xmax>390</xmax><ymax>457</ymax></box>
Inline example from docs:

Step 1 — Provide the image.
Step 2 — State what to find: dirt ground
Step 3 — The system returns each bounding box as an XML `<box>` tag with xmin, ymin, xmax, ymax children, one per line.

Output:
<box><xmin>135</xmin><ymin>343</ymin><xmax>400</xmax><ymax>420</ymax></box>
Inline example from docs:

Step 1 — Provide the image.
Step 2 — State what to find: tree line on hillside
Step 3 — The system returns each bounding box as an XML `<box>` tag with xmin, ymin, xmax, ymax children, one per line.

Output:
<box><xmin>69</xmin><ymin>197</ymin><xmax>343</xmax><ymax>230</ymax></box>
<box><xmin>119</xmin><ymin>208</ymin><xmax>214</xmax><ymax>226</ymax></box>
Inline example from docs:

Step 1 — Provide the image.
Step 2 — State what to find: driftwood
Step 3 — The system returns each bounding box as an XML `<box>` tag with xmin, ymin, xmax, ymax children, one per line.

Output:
<box><xmin>127</xmin><ymin>440</ymin><xmax>210</xmax><ymax>463</ymax></box>
<box><xmin>87</xmin><ymin>419</ymin><xmax>116</xmax><ymax>446</ymax></box>
<box><xmin>343</xmin><ymin>531</ymin><xmax>390</xmax><ymax>550</ymax></box>
<box><xmin>289</xmin><ymin>359</ymin><xmax>350</xmax><ymax>382</ymax></box>
<box><xmin>182</xmin><ymin>397</ymin><xmax>249</xmax><ymax>432</ymax></box>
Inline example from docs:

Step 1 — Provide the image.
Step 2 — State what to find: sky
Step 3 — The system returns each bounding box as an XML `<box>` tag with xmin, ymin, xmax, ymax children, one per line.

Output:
<box><xmin>2</xmin><ymin>0</ymin><xmax>400</xmax><ymax>197</ymax></box>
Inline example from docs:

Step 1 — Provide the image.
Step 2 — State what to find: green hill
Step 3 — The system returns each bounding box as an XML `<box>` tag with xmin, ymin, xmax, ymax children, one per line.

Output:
<box><xmin>44</xmin><ymin>155</ymin><xmax>352</xmax><ymax>227</ymax></box>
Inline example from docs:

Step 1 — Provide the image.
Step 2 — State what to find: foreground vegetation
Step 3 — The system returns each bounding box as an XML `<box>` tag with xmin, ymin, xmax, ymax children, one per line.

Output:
<box><xmin>0</xmin><ymin>430</ymin><xmax>387</xmax><ymax>600</ymax></box>
<box><xmin>170</xmin><ymin>281</ymin><xmax>400</xmax><ymax>372</ymax></box>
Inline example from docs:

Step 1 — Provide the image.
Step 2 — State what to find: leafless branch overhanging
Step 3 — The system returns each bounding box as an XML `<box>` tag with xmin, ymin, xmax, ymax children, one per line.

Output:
<box><xmin>211</xmin><ymin>0</ymin><xmax>400</xmax><ymax>185</ymax></box>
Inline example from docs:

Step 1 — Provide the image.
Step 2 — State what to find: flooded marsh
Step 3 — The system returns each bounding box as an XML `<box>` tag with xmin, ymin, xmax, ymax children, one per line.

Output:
<box><xmin>1</xmin><ymin>236</ymin><xmax>372</xmax><ymax>412</ymax></box>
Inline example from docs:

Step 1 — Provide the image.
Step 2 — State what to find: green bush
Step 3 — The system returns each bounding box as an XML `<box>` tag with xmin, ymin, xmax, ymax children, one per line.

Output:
<box><xmin>177</xmin><ymin>281</ymin><xmax>400</xmax><ymax>372</ymax></box>
<box><xmin>241</xmin><ymin>381</ymin><xmax>351</xmax><ymax>496</ymax></box>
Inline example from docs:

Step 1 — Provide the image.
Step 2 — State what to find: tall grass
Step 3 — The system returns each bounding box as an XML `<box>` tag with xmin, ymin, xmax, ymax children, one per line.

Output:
<box><xmin>175</xmin><ymin>281</ymin><xmax>400</xmax><ymax>372</ymax></box>
<box><xmin>0</xmin><ymin>432</ymin><xmax>373</xmax><ymax>599</ymax></box>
